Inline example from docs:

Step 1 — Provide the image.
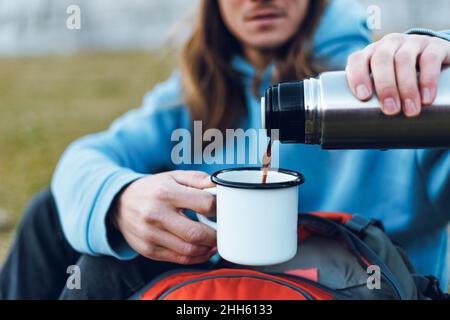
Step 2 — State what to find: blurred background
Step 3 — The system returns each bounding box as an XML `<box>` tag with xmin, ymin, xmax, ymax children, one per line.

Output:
<box><xmin>0</xmin><ymin>0</ymin><xmax>449</xmax><ymax>273</ymax></box>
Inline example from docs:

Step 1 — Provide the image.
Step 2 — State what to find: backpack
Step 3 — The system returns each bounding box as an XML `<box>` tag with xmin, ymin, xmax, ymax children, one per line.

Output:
<box><xmin>131</xmin><ymin>212</ymin><xmax>449</xmax><ymax>300</ymax></box>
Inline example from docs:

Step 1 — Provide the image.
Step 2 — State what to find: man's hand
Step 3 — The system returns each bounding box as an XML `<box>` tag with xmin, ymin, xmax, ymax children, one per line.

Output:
<box><xmin>346</xmin><ymin>33</ymin><xmax>450</xmax><ymax>117</ymax></box>
<box><xmin>111</xmin><ymin>171</ymin><xmax>217</xmax><ymax>265</ymax></box>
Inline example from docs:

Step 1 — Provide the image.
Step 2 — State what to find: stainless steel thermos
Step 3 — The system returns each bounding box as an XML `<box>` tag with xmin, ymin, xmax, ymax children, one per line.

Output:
<box><xmin>262</xmin><ymin>68</ymin><xmax>450</xmax><ymax>149</ymax></box>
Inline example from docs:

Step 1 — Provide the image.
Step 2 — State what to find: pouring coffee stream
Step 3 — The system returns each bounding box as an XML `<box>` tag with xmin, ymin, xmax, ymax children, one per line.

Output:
<box><xmin>261</xmin><ymin>139</ymin><xmax>272</xmax><ymax>184</ymax></box>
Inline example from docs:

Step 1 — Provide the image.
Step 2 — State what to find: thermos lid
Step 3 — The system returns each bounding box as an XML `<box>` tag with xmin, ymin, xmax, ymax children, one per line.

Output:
<box><xmin>263</xmin><ymin>81</ymin><xmax>306</xmax><ymax>143</ymax></box>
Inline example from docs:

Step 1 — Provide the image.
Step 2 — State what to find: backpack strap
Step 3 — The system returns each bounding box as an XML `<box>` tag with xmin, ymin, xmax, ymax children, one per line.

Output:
<box><xmin>299</xmin><ymin>213</ymin><xmax>407</xmax><ymax>300</ymax></box>
<box><xmin>413</xmin><ymin>275</ymin><xmax>450</xmax><ymax>300</ymax></box>
<box><xmin>312</xmin><ymin>213</ymin><xmax>383</xmax><ymax>239</ymax></box>
<box><xmin>344</xmin><ymin>214</ymin><xmax>372</xmax><ymax>237</ymax></box>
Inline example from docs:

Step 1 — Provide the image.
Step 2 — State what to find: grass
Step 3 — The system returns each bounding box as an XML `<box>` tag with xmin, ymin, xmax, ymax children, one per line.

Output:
<box><xmin>0</xmin><ymin>51</ymin><xmax>176</xmax><ymax>262</ymax></box>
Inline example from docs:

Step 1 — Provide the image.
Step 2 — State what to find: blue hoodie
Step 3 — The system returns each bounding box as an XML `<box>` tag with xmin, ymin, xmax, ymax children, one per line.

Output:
<box><xmin>51</xmin><ymin>0</ymin><xmax>450</xmax><ymax>288</ymax></box>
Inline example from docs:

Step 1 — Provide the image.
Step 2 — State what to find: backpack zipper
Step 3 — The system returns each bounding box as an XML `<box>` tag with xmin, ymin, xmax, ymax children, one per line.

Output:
<box><xmin>273</xmin><ymin>273</ymin><xmax>354</xmax><ymax>300</ymax></box>
<box><xmin>156</xmin><ymin>273</ymin><xmax>316</xmax><ymax>300</ymax></box>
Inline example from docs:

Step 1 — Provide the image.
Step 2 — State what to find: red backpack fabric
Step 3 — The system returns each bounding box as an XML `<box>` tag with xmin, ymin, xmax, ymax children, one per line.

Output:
<box><xmin>139</xmin><ymin>268</ymin><xmax>333</xmax><ymax>300</ymax></box>
<box><xmin>131</xmin><ymin>212</ymin><xmax>448</xmax><ymax>300</ymax></box>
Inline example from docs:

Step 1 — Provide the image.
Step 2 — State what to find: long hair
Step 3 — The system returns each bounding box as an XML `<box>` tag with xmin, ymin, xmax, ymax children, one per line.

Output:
<box><xmin>180</xmin><ymin>0</ymin><xmax>328</xmax><ymax>133</ymax></box>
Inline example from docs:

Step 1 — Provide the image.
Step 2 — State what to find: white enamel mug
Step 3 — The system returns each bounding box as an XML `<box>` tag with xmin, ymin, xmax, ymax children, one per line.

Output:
<box><xmin>196</xmin><ymin>167</ymin><xmax>305</xmax><ymax>266</ymax></box>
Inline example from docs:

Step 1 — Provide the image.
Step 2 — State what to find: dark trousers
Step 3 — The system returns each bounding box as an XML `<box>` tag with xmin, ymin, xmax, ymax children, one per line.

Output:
<box><xmin>0</xmin><ymin>190</ymin><xmax>210</xmax><ymax>299</ymax></box>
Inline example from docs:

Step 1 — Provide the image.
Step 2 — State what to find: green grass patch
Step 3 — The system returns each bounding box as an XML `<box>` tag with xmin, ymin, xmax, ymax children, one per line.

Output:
<box><xmin>0</xmin><ymin>51</ymin><xmax>175</xmax><ymax>262</ymax></box>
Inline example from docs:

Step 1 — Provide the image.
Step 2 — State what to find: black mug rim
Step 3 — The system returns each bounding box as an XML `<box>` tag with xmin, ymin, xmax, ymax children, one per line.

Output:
<box><xmin>211</xmin><ymin>167</ymin><xmax>305</xmax><ymax>190</ymax></box>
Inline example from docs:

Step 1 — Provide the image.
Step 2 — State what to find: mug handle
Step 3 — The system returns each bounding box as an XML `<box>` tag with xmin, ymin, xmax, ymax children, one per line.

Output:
<box><xmin>195</xmin><ymin>187</ymin><xmax>217</xmax><ymax>231</ymax></box>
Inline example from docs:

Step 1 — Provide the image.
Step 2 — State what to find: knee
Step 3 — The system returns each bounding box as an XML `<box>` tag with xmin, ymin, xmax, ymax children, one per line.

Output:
<box><xmin>59</xmin><ymin>254</ymin><xmax>141</xmax><ymax>299</ymax></box>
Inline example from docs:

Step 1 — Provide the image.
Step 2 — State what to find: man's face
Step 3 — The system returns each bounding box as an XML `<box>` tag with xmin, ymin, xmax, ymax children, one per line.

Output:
<box><xmin>218</xmin><ymin>0</ymin><xmax>310</xmax><ymax>50</ymax></box>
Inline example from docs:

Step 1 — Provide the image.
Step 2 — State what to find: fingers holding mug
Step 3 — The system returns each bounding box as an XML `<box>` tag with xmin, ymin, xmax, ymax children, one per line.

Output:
<box><xmin>168</xmin><ymin>184</ymin><xmax>216</xmax><ymax>217</ymax></box>
<box><xmin>159</xmin><ymin>209</ymin><xmax>217</xmax><ymax>248</ymax></box>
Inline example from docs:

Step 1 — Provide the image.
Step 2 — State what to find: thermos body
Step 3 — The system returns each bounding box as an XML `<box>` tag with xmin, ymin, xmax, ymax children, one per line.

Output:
<box><xmin>263</xmin><ymin>68</ymin><xmax>450</xmax><ymax>149</ymax></box>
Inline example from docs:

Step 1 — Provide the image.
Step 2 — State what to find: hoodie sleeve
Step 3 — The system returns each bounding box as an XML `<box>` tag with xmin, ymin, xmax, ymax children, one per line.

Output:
<box><xmin>406</xmin><ymin>28</ymin><xmax>450</xmax><ymax>42</ymax></box>
<box><xmin>416</xmin><ymin>150</ymin><xmax>450</xmax><ymax>225</ymax></box>
<box><xmin>51</xmin><ymin>73</ymin><xmax>187</xmax><ymax>259</ymax></box>
<box><xmin>312</xmin><ymin>0</ymin><xmax>372</xmax><ymax>70</ymax></box>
